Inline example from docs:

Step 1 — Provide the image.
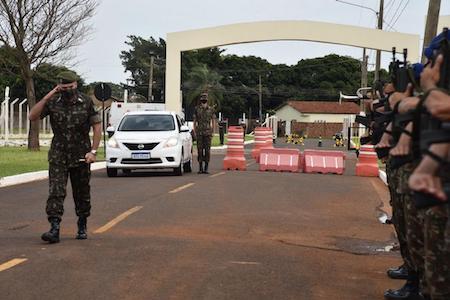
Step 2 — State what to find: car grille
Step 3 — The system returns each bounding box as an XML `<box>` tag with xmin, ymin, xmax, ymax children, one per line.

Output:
<box><xmin>121</xmin><ymin>158</ymin><xmax>163</xmax><ymax>165</ymax></box>
<box><xmin>122</xmin><ymin>142</ymin><xmax>159</xmax><ymax>150</ymax></box>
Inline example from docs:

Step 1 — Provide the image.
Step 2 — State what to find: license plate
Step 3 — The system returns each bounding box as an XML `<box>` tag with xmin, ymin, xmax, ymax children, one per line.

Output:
<box><xmin>131</xmin><ymin>152</ymin><xmax>150</xmax><ymax>159</ymax></box>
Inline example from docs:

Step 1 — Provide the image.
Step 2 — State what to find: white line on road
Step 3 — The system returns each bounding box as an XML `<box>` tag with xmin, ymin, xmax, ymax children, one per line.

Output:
<box><xmin>209</xmin><ymin>172</ymin><xmax>226</xmax><ymax>178</ymax></box>
<box><xmin>246</xmin><ymin>161</ymin><xmax>256</xmax><ymax>167</ymax></box>
<box><xmin>229</xmin><ymin>261</ymin><xmax>261</xmax><ymax>265</ymax></box>
<box><xmin>0</xmin><ymin>258</ymin><xmax>28</xmax><ymax>272</ymax></box>
<box><xmin>94</xmin><ymin>206</ymin><xmax>143</xmax><ymax>234</ymax></box>
<box><xmin>169</xmin><ymin>183</ymin><xmax>195</xmax><ymax>194</ymax></box>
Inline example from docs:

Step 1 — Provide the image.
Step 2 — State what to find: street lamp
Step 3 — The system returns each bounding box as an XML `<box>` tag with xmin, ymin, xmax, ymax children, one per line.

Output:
<box><xmin>335</xmin><ymin>0</ymin><xmax>392</xmax><ymax>82</ymax></box>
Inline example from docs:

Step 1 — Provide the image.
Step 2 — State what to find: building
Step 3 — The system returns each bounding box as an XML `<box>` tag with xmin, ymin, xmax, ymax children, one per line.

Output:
<box><xmin>274</xmin><ymin>100</ymin><xmax>361</xmax><ymax>137</ymax></box>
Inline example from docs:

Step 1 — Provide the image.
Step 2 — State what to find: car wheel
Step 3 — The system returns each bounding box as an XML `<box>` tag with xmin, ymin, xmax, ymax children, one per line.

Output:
<box><xmin>173</xmin><ymin>150</ymin><xmax>184</xmax><ymax>176</ymax></box>
<box><xmin>183</xmin><ymin>158</ymin><xmax>192</xmax><ymax>173</ymax></box>
<box><xmin>107</xmin><ymin>167</ymin><xmax>117</xmax><ymax>177</ymax></box>
<box><xmin>173</xmin><ymin>161</ymin><xmax>183</xmax><ymax>176</ymax></box>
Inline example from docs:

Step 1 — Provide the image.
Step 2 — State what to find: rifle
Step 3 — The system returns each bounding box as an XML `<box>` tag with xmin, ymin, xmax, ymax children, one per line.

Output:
<box><xmin>413</xmin><ymin>27</ymin><xmax>450</xmax><ymax>208</ymax></box>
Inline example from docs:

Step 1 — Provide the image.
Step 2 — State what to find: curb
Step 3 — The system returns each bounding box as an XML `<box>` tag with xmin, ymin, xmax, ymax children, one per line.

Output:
<box><xmin>379</xmin><ymin>170</ymin><xmax>388</xmax><ymax>186</ymax></box>
<box><xmin>0</xmin><ymin>162</ymin><xmax>106</xmax><ymax>188</ymax></box>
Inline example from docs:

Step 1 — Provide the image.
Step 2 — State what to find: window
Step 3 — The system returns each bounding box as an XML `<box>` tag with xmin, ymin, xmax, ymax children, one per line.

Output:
<box><xmin>118</xmin><ymin>115</ymin><xmax>175</xmax><ymax>131</ymax></box>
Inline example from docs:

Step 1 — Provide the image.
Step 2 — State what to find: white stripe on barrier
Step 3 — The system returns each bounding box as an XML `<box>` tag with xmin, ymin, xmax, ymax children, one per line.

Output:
<box><xmin>277</xmin><ymin>155</ymin><xmax>281</xmax><ymax>166</ymax></box>
<box><xmin>227</xmin><ymin>145</ymin><xmax>244</xmax><ymax>149</ymax></box>
<box><xmin>335</xmin><ymin>157</ymin><xmax>338</xmax><ymax>169</ymax></box>
<box><xmin>322</xmin><ymin>157</ymin><xmax>326</xmax><ymax>167</ymax></box>
<box><xmin>359</xmin><ymin>151</ymin><xmax>377</xmax><ymax>156</ymax></box>
<box><xmin>290</xmin><ymin>155</ymin><xmax>293</xmax><ymax>166</ymax></box>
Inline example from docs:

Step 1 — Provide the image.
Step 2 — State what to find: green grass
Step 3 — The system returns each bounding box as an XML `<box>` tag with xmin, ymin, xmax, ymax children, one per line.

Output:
<box><xmin>0</xmin><ymin>146</ymin><xmax>106</xmax><ymax>178</ymax></box>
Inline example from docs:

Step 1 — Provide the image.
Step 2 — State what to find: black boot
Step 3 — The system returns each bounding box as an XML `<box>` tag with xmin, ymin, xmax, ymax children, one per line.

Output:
<box><xmin>76</xmin><ymin>216</ymin><xmax>87</xmax><ymax>240</ymax></box>
<box><xmin>198</xmin><ymin>162</ymin><xmax>204</xmax><ymax>174</ymax></box>
<box><xmin>384</xmin><ymin>278</ymin><xmax>423</xmax><ymax>300</ymax></box>
<box><xmin>387</xmin><ymin>264</ymin><xmax>409</xmax><ymax>280</ymax></box>
<box><xmin>203</xmin><ymin>162</ymin><xmax>209</xmax><ymax>174</ymax></box>
<box><xmin>41</xmin><ymin>217</ymin><xmax>60</xmax><ymax>244</ymax></box>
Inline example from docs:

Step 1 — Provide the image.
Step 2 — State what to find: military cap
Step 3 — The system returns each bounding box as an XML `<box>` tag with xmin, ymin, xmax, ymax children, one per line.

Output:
<box><xmin>424</xmin><ymin>29</ymin><xmax>450</xmax><ymax>60</ymax></box>
<box><xmin>411</xmin><ymin>63</ymin><xmax>424</xmax><ymax>80</ymax></box>
<box><xmin>56</xmin><ymin>71</ymin><xmax>79</xmax><ymax>84</ymax></box>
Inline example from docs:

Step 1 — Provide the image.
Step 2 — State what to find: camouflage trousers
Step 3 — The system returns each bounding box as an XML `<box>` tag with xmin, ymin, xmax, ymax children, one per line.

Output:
<box><xmin>197</xmin><ymin>135</ymin><xmax>212</xmax><ymax>163</ymax></box>
<box><xmin>422</xmin><ymin>204</ymin><xmax>450</xmax><ymax>299</ymax></box>
<box><xmin>398</xmin><ymin>163</ymin><xmax>425</xmax><ymax>287</ymax></box>
<box><xmin>46</xmin><ymin>162</ymin><xmax>91</xmax><ymax>220</ymax></box>
<box><xmin>387</xmin><ymin>162</ymin><xmax>415</xmax><ymax>273</ymax></box>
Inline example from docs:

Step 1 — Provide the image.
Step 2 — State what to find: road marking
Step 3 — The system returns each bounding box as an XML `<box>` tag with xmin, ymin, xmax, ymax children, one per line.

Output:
<box><xmin>94</xmin><ymin>206</ymin><xmax>143</xmax><ymax>234</ymax></box>
<box><xmin>0</xmin><ymin>258</ymin><xmax>28</xmax><ymax>272</ymax></box>
<box><xmin>229</xmin><ymin>261</ymin><xmax>261</xmax><ymax>265</ymax></box>
<box><xmin>209</xmin><ymin>171</ymin><xmax>226</xmax><ymax>178</ymax></box>
<box><xmin>169</xmin><ymin>183</ymin><xmax>195</xmax><ymax>194</ymax></box>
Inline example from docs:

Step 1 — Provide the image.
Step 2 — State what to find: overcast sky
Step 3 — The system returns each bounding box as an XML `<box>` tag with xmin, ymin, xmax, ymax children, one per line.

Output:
<box><xmin>72</xmin><ymin>0</ymin><xmax>450</xmax><ymax>85</ymax></box>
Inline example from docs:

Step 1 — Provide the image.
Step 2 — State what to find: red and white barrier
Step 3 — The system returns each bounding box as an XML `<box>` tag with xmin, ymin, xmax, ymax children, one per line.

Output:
<box><xmin>223</xmin><ymin>126</ymin><xmax>246</xmax><ymax>171</ymax></box>
<box><xmin>251</xmin><ymin>127</ymin><xmax>273</xmax><ymax>162</ymax></box>
<box><xmin>355</xmin><ymin>145</ymin><xmax>379</xmax><ymax>177</ymax></box>
<box><xmin>259</xmin><ymin>148</ymin><xmax>301</xmax><ymax>173</ymax></box>
<box><xmin>303</xmin><ymin>150</ymin><xmax>345</xmax><ymax>175</ymax></box>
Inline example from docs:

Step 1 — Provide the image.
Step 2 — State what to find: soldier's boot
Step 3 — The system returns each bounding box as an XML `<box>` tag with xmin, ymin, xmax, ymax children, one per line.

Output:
<box><xmin>384</xmin><ymin>277</ymin><xmax>423</xmax><ymax>300</ymax></box>
<box><xmin>387</xmin><ymin>264</ymin><xmax>409</xmax><ymax>280</ymax></box>
<box><xmin>76</xmin><ymin>216</ymin><xmax>87</xmax><ymax>240</ymax></box>
<box><xmin>41</xmin><ymin>217</ymin><xmax>60</xmax><ymax>244</ymax></box>
<box><xmin>204</xmin><ymin>162</ymin><xmax>209</xmax><ymax>174</ymax></box>
<box><xmin>198</xmin><ymin>162</ymin><xmax>204</xmax><ymax>174</ymax></box>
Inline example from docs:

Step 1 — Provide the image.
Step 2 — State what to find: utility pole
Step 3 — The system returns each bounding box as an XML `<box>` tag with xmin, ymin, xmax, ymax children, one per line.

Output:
<box><xmin>148</xmin><ymin>56</ymin><xmax>155</xmax><ymax>102</ymax></box>
<box><xmin>361</xmin><ymin>48</ymin><xmax>368</xmax><ymax>89</ymax></box>
<box><xmin>375</xmin><ymin>0</ymin><xmax>384</xmax><ymax>82</ymax></box>
<box><xmin>422</xmin><ymin>0</ymin><xmax>441</xmax><ymax>63</ymax></box>
<box><xmin>258</xmin><ymin>74</ymin><xmax>262</xmax><ymax>122</ymax></box>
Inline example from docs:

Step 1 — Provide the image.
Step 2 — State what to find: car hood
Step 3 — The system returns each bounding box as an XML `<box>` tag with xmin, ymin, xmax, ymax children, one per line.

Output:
<box><xmin>114</xmin><ymin>130</ymin><xmax>178</xmax><ymax>142</ymax></box>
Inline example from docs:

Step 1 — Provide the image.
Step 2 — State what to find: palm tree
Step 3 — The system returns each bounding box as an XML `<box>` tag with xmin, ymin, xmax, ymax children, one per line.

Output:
<box><xmin>183</xmin><ymin>64</ymin><xmax>224</xmax><ymax>109</ymax></box>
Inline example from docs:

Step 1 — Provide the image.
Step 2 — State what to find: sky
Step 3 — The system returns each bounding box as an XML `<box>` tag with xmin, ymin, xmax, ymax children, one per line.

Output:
<box><xmin>72</xmin><ymin>0</ymin><xmax>450</xmax><ymax>85</ymax></box>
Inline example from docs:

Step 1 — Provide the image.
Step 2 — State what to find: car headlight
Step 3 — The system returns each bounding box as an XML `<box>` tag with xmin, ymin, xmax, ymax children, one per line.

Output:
<box><xmin>107</xmin><ymin>137</ymin><xmax>120</xmax><ymax>148</ymax></box>
<box><xmin>164</xmin><ymin>137</ymin><xmax>178</xmax><ymax>148</ymax></box>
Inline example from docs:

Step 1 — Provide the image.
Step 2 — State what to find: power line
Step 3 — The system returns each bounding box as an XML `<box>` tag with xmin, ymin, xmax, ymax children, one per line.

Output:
<box><xmin>390</xmin><ymin>0</ymin><xmax>410</xmax><ymax>29</ymax></box>
<box><xmin>387</xmin><ymin>0</ymin><xmax>404</xmax><ymax>28</ymax></box>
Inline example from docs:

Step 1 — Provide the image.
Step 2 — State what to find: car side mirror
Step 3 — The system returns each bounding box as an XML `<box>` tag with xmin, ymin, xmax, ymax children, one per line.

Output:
<box><xmin>106</xmin><ymin>126</ymin><xmax>115</xmax><ymax>138</ymax></box>
<box><xmin>180</xmin><ymin>125</ymin><xmax>189</xmax><ymax>133</ymax></box>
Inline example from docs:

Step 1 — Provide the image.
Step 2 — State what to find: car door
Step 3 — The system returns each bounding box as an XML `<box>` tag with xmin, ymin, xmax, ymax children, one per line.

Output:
<box><xmin>176</xmin><ymin>115</ymin><xmax>188</xmax><ymax>162</ymax></box>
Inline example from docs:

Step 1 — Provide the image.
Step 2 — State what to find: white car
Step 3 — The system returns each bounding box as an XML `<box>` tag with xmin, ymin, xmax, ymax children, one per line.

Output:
<box><xmin>106</xmin><ymin>111</ymin><xmax>193</xmax><ymax>177</ymax></box>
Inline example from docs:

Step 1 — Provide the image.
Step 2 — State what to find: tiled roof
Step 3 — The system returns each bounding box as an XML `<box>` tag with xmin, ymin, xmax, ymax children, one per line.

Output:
<box><xmin>285</xmin><ymin>100</ymin><xmax>360</xmax><ymax>114</ymax></box>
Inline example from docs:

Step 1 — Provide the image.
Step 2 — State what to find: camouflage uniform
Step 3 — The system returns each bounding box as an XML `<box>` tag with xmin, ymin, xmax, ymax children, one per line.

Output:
<box><xmin>398</xmin><ymin>162</ymin><xmax>425</xmax><ymax>290</ymax></box>
<box><xmin>387</xmin><ymin>159</ymin><xmax>415</xmax><ymax>274</ymax></box>
<box><xmin>194</xmin><ymin>105</ymin><xmax>215</xmax><ymax>163</ymax></box>
<box><xmin>421</xmin><ymin>165</ymin><xmax>450</xmax><ymax>300</ymax></box>
<box><xmin>41</xmin><ymin>93</ymin><xmax>101</xmax><ymax>220</ymax></box>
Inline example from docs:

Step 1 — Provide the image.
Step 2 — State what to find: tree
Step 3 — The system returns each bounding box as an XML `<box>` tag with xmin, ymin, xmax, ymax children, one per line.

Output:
<box><xmin>120</xmin><ymin>36</ymin><xmax>166</xmax><ymax>102</ymax></box>
<box><xmin>183</xmin><ymin>64</ymin><xmax>224</xmax><ymax>108</ymax></box>
<box><xmin>0</xmin><ymin>0</ymin><xmax>97</xmax><ymax>150</ymax></box>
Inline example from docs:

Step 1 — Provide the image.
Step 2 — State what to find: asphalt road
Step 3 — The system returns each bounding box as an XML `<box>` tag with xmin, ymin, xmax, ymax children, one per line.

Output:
<box><xmin>0</xmin><ymin>140</ymin><xmax>400</xmax><ymax>300</ymax></box>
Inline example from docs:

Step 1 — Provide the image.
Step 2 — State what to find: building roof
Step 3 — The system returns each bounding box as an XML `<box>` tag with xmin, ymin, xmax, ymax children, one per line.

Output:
<box><xmin>284</xmin><ymin>100</ymin><xmax>360</xmax><ymax>114</ymax></box>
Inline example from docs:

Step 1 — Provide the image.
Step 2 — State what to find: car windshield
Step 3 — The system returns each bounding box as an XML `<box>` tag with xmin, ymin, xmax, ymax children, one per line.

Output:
<box><xmin>118</xmin><ymin>115</ymin><xmax>175</xmax><ymax>131</ymax></box>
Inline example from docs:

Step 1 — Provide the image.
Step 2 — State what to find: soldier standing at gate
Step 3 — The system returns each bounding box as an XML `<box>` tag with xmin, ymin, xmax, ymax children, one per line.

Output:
<box><xmin>29</xmin><ymin>71</ymin><xmax>102</xmax><ymax>243</ymax></box>
<box><xmin>193</xmin><ymin>92</ymin><xmax>216</xmax><ymax>174</ymax></box>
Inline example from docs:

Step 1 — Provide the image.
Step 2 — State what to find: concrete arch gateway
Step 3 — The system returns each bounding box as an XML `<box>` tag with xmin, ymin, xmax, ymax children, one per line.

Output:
<box><xmin>165</xmin><ymin>20</ymin><xmax>420</xmax><ymax>113</ymax></box>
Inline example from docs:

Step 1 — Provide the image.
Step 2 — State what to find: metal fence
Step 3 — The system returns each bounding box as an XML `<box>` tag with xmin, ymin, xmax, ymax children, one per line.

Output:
<box><xmin>1</xmin><ymin>87</ymin><xmax>110</xmax><ymax>145</ymax></box>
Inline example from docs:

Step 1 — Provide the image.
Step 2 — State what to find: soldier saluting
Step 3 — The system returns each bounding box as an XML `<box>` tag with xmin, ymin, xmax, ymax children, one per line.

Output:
<box><xmin>29</xmin><ymin>71</ymin><xmax>102</xmax><ymax>243</ymax></box>
<box><xmin>193</xmin><ymin>92</ymin><xmax>216</xmax><ymax>174</ymax></box>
